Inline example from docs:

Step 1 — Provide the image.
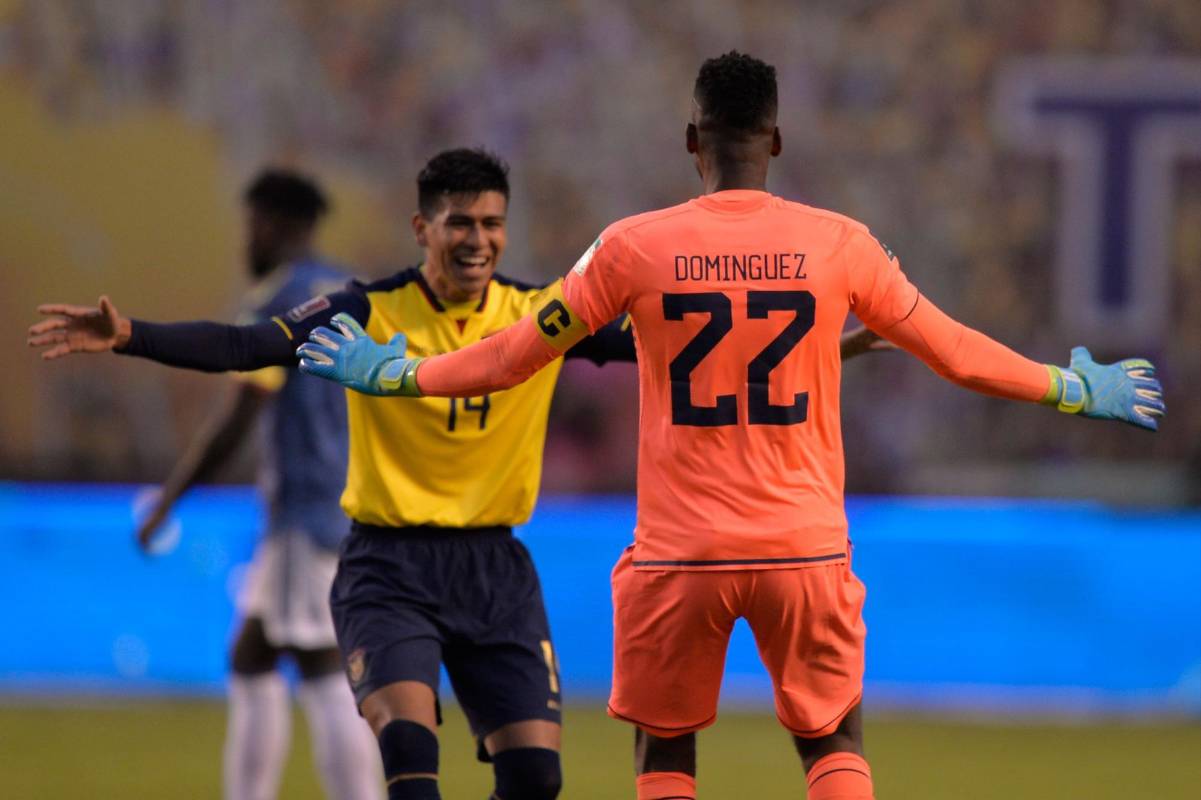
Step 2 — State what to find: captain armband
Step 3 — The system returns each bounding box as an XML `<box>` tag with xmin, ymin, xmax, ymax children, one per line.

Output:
<box><xmin>531</xmin><ymin>280</ymin><xmax>589</xmax><ymax>353</ymax></box>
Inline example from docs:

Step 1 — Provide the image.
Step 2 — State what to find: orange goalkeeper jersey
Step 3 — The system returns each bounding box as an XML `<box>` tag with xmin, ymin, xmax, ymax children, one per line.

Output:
<box><xmin>564</xmin><ymin>190</ymin><xmax>920</xmax><ymax>568</ymax></box>
<box><xmin>416</xmin><ymin>189</ymin><xmax>1051</xmax><ymax>570</ymax></box>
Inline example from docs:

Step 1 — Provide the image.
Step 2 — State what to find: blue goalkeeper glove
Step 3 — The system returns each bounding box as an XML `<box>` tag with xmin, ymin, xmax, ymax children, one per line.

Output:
<box><xmin>296</xmin><ymin>313</ymin><xmax>424</xmax><ymax>396</ymax></box>
<box><xmin>1042</xmin><ymin>347</ymin><xmax>1164</xmax><ymax>431</ymax></box>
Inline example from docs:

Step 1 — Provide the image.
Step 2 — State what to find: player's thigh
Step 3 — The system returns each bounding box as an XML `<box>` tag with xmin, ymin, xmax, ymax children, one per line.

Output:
<box><xmin>608</xmin><ymin>547</ymin><xmax>741</xmax><ymax>737</ymax></box>
<box><xmin>744</xmin><ymin>564</ymin><xmax>866</xmax><ymax>737</ymax></box>
<box><xmin>329</xmin><ymin>530</ymin><xmax>445</xmax><ymax>711</ymax></box>
<box><xmin>441</xmin><ymin>540</ymin><xmax>562</xmax><ymax>754</ymax></box>
<box><xmin>230</xmin><ymin>616</ymin><xmax>282</xmax><ymax>675</ymax></box>
<box><xmin>445</xmin><ymin>635</ymin><xmax>562</xmax><ymax>757</ymax></box>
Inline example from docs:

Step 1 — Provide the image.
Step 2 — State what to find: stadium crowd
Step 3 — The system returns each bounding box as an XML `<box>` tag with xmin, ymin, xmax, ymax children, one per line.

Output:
<box><xmin>4</xmin><ymin>0</ymin><xmax>1198</xmax><ymax>498</ymax></box>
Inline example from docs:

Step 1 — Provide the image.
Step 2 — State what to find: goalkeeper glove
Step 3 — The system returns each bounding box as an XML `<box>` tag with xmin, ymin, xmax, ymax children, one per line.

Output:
<box><xmin>296</xmin><ymin>313</ymin><xmax>424</xmax><ymax>396</ymax></box>
<box><xmin>1042</xmin><ymin>347</ymin><xmax>1164</xmax><ymax>431</ymax></box>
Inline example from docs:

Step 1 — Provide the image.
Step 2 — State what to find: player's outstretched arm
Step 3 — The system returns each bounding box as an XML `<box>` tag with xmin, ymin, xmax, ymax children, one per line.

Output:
<box><xmin>880</xmin><ymin>295</ymin><xmax>1165</xmax><ymax>431</ymax></box>
<box><xmin>30</xmin><ymin>290</ymin><xmax>368</xmax><ymax>373</ymax></box>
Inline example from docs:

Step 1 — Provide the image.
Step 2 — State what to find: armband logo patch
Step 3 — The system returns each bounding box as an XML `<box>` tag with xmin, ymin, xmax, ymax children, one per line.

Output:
<box><xmin>572</xmin><ymin>236</ymin><xmax>602</xmax><ymax>276</ymax></box>
<box><xmin>285</xmin><ymin>295</ymin><xmax>331</xmax><ymax>323</ymax></box>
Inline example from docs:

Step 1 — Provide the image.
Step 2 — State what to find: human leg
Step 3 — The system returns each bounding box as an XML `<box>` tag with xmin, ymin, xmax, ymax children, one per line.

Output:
<box><xmin>279</xmin><ymin>530</ymin><xmax>383</xmax><ymax>800</ymax></box>
<box><xmin>634</xmin><ymin>729</ymin><xmax>696</xmax><ymax>800</ymax></box>
<box><xmin>607</xmin><ymin>548</ymin><xmax>736</xmax><ymax>736</ymax></box>
<box><xmin>793</xmin><ymin>705</ymin><xmax>872</xmax><ymax>799</ymax></box>
<box><xmin>225</xmin><ymin>617</ymin><xmax>290</xmax><ymax>800</ymax></box>
<box><xmin>338</xmin><ymin>641</ymin><xmax>444</xmax><ymax>800</ymax></box>
<box><xmin>294</xmin><ymin>647</ymin><xmax>383</xmax><ymax>800</ymax></box>
<box><xmin>745</xmin><ymin>564</ymin><xmax>871</xmax><ymax>798</ymax></box>
<box><xmin>359</xmin><ymin>681</ymin><xmax>441</xmax><ymax>800</ymax></box>
<box><xmin>443</xmin><ymin>535</ymin><xmax>564</xmax><ymax>799</ymax></box>
<box><xmin>329</xmin><ymin>529</ymin><xmax>451</xmax><ymax>800</ymax></box>
<box><xmin>607</xmin><ymin>548</ymin><xmax>741</xmax><ymax>800</ymax></box>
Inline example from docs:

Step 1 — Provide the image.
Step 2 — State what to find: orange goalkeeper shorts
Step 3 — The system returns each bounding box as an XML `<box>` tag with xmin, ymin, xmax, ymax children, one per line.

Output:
<box><xmin>606</xmin><ymin>545</ymin><xmax>866</xmax><ymax>738</ymax></box>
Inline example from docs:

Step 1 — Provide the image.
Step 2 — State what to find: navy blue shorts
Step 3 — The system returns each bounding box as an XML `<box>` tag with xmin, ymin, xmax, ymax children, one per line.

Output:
<box><xmin>331</xmin><ymin>523</ymin><xmax>562</xmax><ymax>741</ymax></box>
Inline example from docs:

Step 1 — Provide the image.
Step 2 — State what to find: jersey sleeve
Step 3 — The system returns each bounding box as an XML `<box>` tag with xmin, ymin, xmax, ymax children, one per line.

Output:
<box><xmin>845</xmin><ymin>228</ymin><xmax>920</xmax><ymax>331</ymax></box>
<box><xmin>560</xmin><ymin>229</ymin><xmax>632</xmax><ymax>336</ymax></box>
<box><xmin>228</xmin><ymin>294</ymin><xmax>288</xmax><ymax>389</ymax></box>
<box><xmin>414</xmin><ymin>316</ymin><xmax>561</xmax><ymax>397</ymax></box>
<box><xmin>879</xmin><ymin>292</ymin><xmax>1051</xmax><ymax>402</ymax></box>
<box><xmin>843</xmin><ymin>230</ymin><xmax>1049</xmax><ymax>400</ymax></box>
<box><xmin>118</xmin><ymin>283</ymin><xmax>371</xmax><ymax>373</ymax></box>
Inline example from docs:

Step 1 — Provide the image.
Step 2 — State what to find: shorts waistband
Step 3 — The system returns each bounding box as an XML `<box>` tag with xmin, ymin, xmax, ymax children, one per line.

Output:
<box><xmin>350</xmin><ymin>521</ymin><xmax>513</xmax><ymax>540</ymax></box>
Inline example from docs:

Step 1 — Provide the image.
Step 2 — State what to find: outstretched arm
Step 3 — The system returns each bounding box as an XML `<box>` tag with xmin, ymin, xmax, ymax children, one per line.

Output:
<box><xmin>136</xmin><ymin>380</ymin><xmax>272</xmax><ymax>550</ymax></box>
<box><xmin>877</xmin><ymin>293</ymin><xmax>1164</xmax><ymax>430</ymax></box>
<box><xmin>29</xmin><ymin>290</ymin><xmax>369</xmax><ymax>373</ymax></box>
<box><xmin>845</xmin><ymin>228</ymin><xmax>1164</xmax><ymax>431</ymax></box>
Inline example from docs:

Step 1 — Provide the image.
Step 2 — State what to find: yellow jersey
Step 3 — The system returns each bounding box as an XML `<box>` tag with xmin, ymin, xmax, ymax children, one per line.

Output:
<box><xmin>286</xmin><ymin>267</ymin><xmax>632</xmax><ymax>528</ymax></box>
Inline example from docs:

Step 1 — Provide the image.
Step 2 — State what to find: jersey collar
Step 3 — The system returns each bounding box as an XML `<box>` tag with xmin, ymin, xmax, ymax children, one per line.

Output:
<box><xmin>694</xmin><ymin>189</ymin><xmax>773</xmax><ymax>214</ymax></box>
<box><xmin>414</xmin><ymin>264</ymin><xmax>490</xmax><ymax>314</ymax></box>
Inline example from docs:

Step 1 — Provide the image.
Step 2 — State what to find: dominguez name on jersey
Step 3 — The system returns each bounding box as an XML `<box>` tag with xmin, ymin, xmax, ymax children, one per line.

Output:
<box><xmin>674</xmin><ymin>252</ymin><xmax>807</xmax><ymax>283</ymax></box>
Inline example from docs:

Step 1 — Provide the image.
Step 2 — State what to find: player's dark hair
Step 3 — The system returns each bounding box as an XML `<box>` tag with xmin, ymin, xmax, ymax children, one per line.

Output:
<box><xmin>244</xmin><ymin>169</ymin><xmax>330</xmax><ymax>225</ymax></box>
<box><xmin>694</xmin><ymin>51</ymin><xmax>778</xmax><ymax>132</ymax></box>
<box><xmin>417</xmin><ymin>148</ymin><xmax>510</xmax><ymax>218</ymax></box>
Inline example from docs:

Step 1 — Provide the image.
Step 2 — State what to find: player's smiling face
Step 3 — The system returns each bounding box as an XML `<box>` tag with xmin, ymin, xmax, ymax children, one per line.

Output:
<box><xmin>414</xmin><ymin>190</ymin><xmax>508</xmax><ymax>303</ymax></box>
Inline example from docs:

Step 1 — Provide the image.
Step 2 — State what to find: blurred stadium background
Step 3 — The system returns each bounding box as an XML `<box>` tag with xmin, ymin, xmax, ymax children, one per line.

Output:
<box><xmin>1</xmin><ymin>1</ymin><xmax>1198</xmax><ymax>797</ymax></box>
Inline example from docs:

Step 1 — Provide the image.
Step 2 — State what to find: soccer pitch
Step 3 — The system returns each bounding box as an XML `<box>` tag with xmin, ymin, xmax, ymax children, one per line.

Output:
<box><xmin>1</xmin><ymin>702</ymin><xmax>1197</xmax><ymax>798</ymax></box>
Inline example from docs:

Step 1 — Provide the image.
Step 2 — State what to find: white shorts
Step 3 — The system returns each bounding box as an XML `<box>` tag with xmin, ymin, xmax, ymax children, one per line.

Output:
<box><xmin>238</xmin><ymin>531</ymin><xmax>339</xmax><ymax>651</ymax></box>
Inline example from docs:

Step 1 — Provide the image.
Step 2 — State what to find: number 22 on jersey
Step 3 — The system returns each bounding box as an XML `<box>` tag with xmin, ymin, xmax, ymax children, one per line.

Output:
<box><xmin>663</xmin><ymin>290</ymin><xmax>815</xmax><ymax>427</ymax></box>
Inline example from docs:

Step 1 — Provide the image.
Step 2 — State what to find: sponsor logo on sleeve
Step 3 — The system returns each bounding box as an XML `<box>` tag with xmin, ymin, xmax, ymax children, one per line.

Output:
<box><xmin>869</xmin><ymin>233</ymin><xmax>896</xmax><ymax>262</ymax></box>
<box><xmin>572</xmin><ymin>236</ymin><xmax>602</xmax><ymax>276</ymax></box>
<box><xmin>285</xmin><ymin>295</ymin><xmax>332</xmax><ymax>323</ymax></box>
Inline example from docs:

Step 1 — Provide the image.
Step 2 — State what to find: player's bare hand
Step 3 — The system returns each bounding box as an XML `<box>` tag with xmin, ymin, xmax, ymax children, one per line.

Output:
<box><xmin>839</xmin><ymin>325</ymin><xmax>897</xmax><ymax>361</ymax></box>
<box><xmin>28</xmin><ymin>295</ymin><xmax>131</xmax><ymax>360</ymax></box>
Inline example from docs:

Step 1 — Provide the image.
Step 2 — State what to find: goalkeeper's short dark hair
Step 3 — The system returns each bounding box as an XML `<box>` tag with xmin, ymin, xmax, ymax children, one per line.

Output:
<box><xmin>418</xmin><ymin>148</ymin><xmax>510</xmax><ymax>218</ymax></box>
<box><xmin>244</xmin><ymin>169</ymin><xmax>330</xmax><ymax>225</ymax></box>
<box><xmin>694</xmin><ymin>51</ymin><xmax>778</xmax><ymax>132</ymax></box>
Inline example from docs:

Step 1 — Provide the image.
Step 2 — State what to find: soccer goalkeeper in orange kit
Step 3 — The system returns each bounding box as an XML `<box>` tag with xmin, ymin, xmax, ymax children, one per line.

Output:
<box><xmin>293</xmin><ymin>52</ymin><xmax>1165</xmax><ymax>800</ymax></box>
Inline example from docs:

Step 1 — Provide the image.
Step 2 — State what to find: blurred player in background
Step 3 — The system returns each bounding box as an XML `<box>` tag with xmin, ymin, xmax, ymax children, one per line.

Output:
<box><xmin>135</xmin><ymin>170</ymin><xmax>382</xmax><ymax>800</ymax></box>
<box><xmin>293</xmin><ymin>53</ymin><xmax>1166</xmax><ymax>800</ymax></box>
<box><xmin>29</xmin><ymin>148</ymin><xmax>885</xmax><ymax>800</ymax></box>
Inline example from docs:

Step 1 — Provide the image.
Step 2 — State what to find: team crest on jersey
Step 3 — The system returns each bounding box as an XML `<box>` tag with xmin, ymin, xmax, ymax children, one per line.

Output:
<box><xmin>285</xmin><ymin>295</ymin><xmax>331</xmax><ymax>323</ymax></box>
<box><xmin>572</xmin><ymin>236</ymin><xmax>602</xmax><ymax>276</ymax></box>
<box><xmin>346</xmin><ymin>648</ymin><xmax>366</xmax><ymax>685</ymax></box>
